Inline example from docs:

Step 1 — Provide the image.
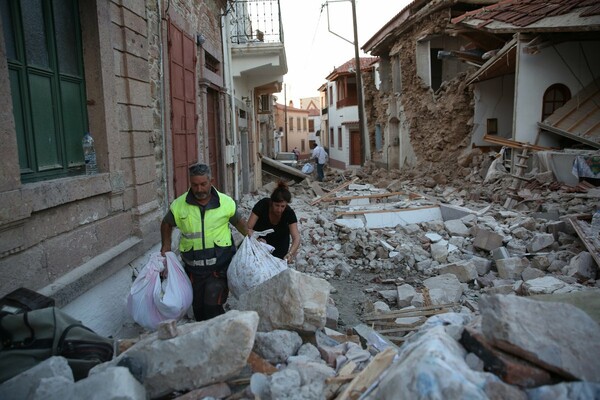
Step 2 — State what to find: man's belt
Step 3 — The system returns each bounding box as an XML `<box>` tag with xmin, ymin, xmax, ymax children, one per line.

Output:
<box><xmin>182</xmin><ymin>256</ymin><xmax>217</xmax><ymax>267</ymax></box>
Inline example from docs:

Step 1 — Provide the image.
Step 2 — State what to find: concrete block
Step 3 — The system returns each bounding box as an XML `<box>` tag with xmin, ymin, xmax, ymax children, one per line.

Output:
<box><xmin>439</xmin><ymin>204</ymin><xmax>472</xmax><ymax>221</ymax></box>
<box><xmin>132</xmin><ymin>156</ymin><xmax>156</xmax><ymax>185</ymax></box>
<box><xmin>0</xmin><ymin>245</ymin><xmax>50</xmax><ymax>298</ymax></box>
<box><xmin>496</xmin><ymin>257</ymin><xmax>527</xmax><ymax>280</ymax></box>
<box><xmin>491</xmin><ymin>247</ymin><xmax>510</xmax><ymax>261</ymax></box>
<box><xmin>0</xmin><ymin>190</ymin><xmax>30</xmax><ymax>225</ymax></box>
<box><xmin>334</xmin><ymin>218</ymin><xmax>364</xmax><ymax>229</ymax></box>
<box><xmin>473</xmin><ymin>229</ymin><xmax>504</xmax><ymax>252</ymax></box>
<box><xmin>364</xmin><ymin>207</ymin><xmax>442</xmax><ymax>229</ymax></box>
<box><xmin>546</xmin><ymin>221</ymin><xmax>567</xmax><ymax>240</ymax></box>
<box><xmin>0</xmin><ymin>223</ymin><xmax>25</xmax><ymax>256</ymax></box>
<box><xmin>117</xmin><ymin>104</ymin><xmax>154</xmax><ymax>132</ymax></box>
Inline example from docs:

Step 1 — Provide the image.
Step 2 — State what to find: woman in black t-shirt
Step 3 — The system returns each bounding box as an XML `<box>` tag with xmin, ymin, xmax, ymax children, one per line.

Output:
<box><xmin>247</xmin><ymin>181</ymin><xmax>301</xmax><ymax>262</ymax></box>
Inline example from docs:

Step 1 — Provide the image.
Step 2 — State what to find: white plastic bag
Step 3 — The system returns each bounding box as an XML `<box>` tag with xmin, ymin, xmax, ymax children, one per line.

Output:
<box><xmin>227</xmin><ymin>231</ymin><xmax>287</xmax><ymax>298</ymax></box>
<box><xmin>126</xmin><ymin>251</ymin><xmax>193</xmax><ymax>330</ymax></box>
<box><xmin>302</xmin><ymin>163</ymin><xmax>314</xmax><ymax>174</ymax></box>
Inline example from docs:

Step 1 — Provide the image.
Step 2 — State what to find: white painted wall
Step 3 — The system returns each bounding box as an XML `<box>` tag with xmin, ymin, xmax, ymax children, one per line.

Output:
<box><xmin>328</xmin><ymin>80</ymin><xmax>359</xmax><ymax>167</ymax></box>
<box><xmin>471</xmin><ymin>74</ymin><xmax>515</xmax><ymax>146</ymax></box>
<box><xmin>514</xmin><ymin>39</ymin><xmax>600</xmax><ymax>147</ymax></box>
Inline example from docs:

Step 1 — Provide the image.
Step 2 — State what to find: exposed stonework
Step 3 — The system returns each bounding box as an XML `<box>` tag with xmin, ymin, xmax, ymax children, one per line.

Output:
<box><xmin>366</xmin><ymin>9</ymin><xmax>476</xmax><ymax>176</ymax></box>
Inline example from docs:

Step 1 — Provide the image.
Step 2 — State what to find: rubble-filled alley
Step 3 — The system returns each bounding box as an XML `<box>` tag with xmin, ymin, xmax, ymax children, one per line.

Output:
<box><xmin>2</xmin><ymin>149</ymin><xmax>599</xmax><ymax>400</ymax></box>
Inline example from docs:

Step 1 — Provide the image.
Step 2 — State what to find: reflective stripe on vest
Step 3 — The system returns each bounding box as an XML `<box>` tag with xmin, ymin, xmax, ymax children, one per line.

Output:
<box><xmin>170</xmin><ymin>190</ymin><xmax>235</xmax><ymax>253</ymax></box>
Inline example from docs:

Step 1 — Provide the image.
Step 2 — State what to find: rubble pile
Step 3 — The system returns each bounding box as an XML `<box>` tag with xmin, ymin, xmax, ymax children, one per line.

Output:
<box><xmin>1</xmin><ymin>160</ymin><xmax>599</xmax><ymax>399</ymax></box>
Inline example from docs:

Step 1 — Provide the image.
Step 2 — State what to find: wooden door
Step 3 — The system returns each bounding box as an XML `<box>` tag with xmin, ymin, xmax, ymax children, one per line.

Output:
<box><xmin>169</xmin><ymin>21</ymin><xmax>197</xmax><ymax>197</ymax></box>
<box><xmin>350</xmin><ymin>129</ymin><xmax>361</xmax><ymax>165</ymax></box>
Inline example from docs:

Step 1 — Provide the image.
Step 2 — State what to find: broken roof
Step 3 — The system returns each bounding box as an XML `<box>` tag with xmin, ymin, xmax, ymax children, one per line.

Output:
<box><xmin>362</xmin><ymin>0</ymin><xmax>499</xmax><ymax>55</ymax></box>
<box><xmin>452</xmin><ymin>0</ymin><xmax>600</xmax><ymax>32</ymax></box>
<box><xmin>538</xmin><ymin>77</ymin><xmax>600</xmax><ymax>148</ymax></box>
<box><xmin>325</xmin><ymin>57</ymin><xmax>378</xmax><ymax>81</ymax></box>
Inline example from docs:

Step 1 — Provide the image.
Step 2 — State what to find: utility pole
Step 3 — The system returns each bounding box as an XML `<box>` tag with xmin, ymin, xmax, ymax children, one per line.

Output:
<box><xmin>325</xmin><ymin>0</ymin><xmax>367</xmax><ymax>165</ymax></box>
<box><xmin>350</xmin><ymin>0</ymin><xmax>366</xmax><ymax>164</ymax></box>
<box><xmin>284</xmin><ymin>83</ymin><xmax>288</xmax><ymax>151</ymax></box>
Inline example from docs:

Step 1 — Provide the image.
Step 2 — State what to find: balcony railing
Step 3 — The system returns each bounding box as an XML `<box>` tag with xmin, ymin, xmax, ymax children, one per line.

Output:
<box><xmin>230</xmin><ymin>0</ymin><xmax>284</xmax><ymax>44</ymax></box>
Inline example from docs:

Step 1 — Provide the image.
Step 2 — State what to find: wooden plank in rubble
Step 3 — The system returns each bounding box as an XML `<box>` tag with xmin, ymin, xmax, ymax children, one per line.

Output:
<box><xmin>362</xmin><ymin>303</ymin><xmax>457</xmax><ymax>321</ymax></box>
<box><xmin>335</xmin><ymin>347</ymin><xmax>397</xmax><ymax>400</ymax></box>
<box><xmin>319</xmin><ymin>191</ymin><xmax>424</xmax><ymax>203</ymax></box>
<box><xmin>568</xmin><ymin>217</ymin><xmax>600</xmax><ymax>266</ymax></box>
<box><xmin>310</xmin><ymin>177</ymin><xmax>359</xmax><ymax>206</ymax></box>
<box><xmin>483</xmin><ymin>134</ymin><xmax>554</xmax><ymax>151</ymax></box>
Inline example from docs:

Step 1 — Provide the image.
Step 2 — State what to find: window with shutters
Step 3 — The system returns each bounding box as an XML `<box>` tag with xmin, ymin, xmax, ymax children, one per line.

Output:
<box><xmin>2</xmin><ymin>0</ymin><xmax>88</xmax><ymax>182</ymax></box>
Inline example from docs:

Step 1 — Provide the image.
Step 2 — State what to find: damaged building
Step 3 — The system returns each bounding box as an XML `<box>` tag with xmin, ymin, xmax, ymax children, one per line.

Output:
<box><xmin>362</xmin><ymin>0</ymin><xmax>600</xmax><ymax>185</ymax></box>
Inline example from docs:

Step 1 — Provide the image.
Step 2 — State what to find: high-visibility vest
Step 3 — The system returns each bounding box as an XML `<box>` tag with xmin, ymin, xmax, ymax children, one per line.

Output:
<box><xmin>170</xmin><ymin>190</ymin><xmax>235</xmax><ymax>254</ymax></box>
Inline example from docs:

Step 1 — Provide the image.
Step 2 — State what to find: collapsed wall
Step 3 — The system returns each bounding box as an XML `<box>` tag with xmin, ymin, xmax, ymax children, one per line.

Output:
<box><xmin>367</xmin><ymin>9</ymin><xmax>476</xmax><ymax>174</ymax></box>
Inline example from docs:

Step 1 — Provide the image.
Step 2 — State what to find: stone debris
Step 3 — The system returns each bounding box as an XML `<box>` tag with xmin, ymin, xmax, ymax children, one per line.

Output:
<box><xmin>1</xmin><ymin>162</ymin><xmax>599</xmax><ymax>399</ymax></box>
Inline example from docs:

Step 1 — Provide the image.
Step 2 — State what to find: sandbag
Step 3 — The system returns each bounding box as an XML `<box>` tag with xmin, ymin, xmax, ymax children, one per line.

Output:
<box><xmin>227</xmin><ymin>231</ymin><xmax>287</xmax><ymax>298</ymax></box>
<box><xmin>0</xmin><ymin>307</ymin><xmax>114</xmax><ymax>383</ymax></box>
<box><xmin>127</xmin><ymin>251</ymin><xmax>193</xmax><ymax>330</ymax></box>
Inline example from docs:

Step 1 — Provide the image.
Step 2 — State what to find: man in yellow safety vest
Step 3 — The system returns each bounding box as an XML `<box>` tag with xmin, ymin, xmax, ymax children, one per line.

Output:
<box><xmin>160</xmin><ymin>163</ymin><xmax>248</xmax><ymax>321</ymax></box>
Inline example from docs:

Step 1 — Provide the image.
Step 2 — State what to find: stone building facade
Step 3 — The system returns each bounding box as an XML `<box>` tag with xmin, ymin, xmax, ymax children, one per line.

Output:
<box><xmin>0</xmin><ymin>0</ymin><xmax>285</xmax><ymax>309</ymax></box>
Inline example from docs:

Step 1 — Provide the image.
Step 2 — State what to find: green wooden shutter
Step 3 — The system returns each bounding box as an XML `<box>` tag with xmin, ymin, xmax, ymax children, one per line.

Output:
<box><xmin>2</xmin><ymin>0</ymin><xmax>88</xmax><ymax>182</ymax></box>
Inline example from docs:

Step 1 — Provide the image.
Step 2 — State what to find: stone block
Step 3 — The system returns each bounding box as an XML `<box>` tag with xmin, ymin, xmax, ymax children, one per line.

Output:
<box><xmin>527</xmin><ymin>233</ymin><xmax>555</xmax><ymax>253</ymax></box>
<box><xmin>253</xmin><ymin>330</ymin><xmax>303</xmax><ymax>364</ymax></box>
<box><xmin>0</xmin><ymin>245</ymin><xmax>50</xmax><ymax>298</ymax></box>
<box><xmin>491</xmin><ymin>247</ymin><xmax>510</xmax><ymax>261</ymax></box>
<box><xmin>496</xmin><ymin>257</ymin><xmax>527</xmax><ymax>280</ymax></box>
<box><xmin>444</xmin><ymin>219</ymin><xmax>470</xmax><ymax>237</ymax></box>
<box><xmin>235</xmin><ymin>269</ymin><xmax>330</xmax><ymax>332</ymax></box>
<box><xmin>396</xmin><ymin>284</ymin><xmax>416</xmax><ymax>308</ymax></box>
<box><xmin>521</xmin><ymin>267</ymin><xmax>546</xmax><ymax>281</ymax></box>
<box><xmin>0</xmin><ymin>223</ymin><xmax>25</xmax><ymax>256</ymax></box>
<box><xmin>0</xmin><ymin>356</ymin><xmax>73</xmax><ymax>400</ymax></box>
<box><xmin>521</xmin><ymin>276</ymin><xmax>567</xmax><ymax>295</ymax></box>
<box><xmin>117</xmin><ymin>104</ymin><xmax>154</xmax><ymax>132</ymax></box>
<box><xmin>22</xmin><ymin>175</ymin><xmax>111</xmax><ymax>213</ymax></box>
<box><xmin>0</xmin><ymin>190</ymin><xmax>30</xmax><ymax>226</ymax></box>
<box><xmin>563</xmin><ymin>252</ymin><xmax>597</xmax><ymax>281</ymax></box>
<box><xmin>473</xmin><ymin>229</ymin><xmax>504</xmax><ymax>252</ymax></box>
<box><xmin>480</xmin><ymin>294</ymin><xmax>600</xmax><ymax>382</ymax></box>
<box><xmin>93</xmin><ymin>311</ymin><xmax>258</xmax><ymax>399</ymax></box>
<box><xmin>53</xmin><ymin>366</ymin><xmax>145</xmax><ymax>400</ymax></box>
<box><xmin>45</xmin><ymin>224</ymin><xmax>98</xmax><ymax>277</ymax></box>
<box><xmin>439</xmin><ymin>261</ymin><xmax>478</xmax><ymax>282</ymax></box>
<box><xmin>423</xmin><ymin>274</ymin><xmax>463</xmax><ymax>305</ymax></box>
<box><xmin>470</xmin><ymin>256</ymin><xmax>492</xmax><ymax>275</ymax></box>
<box><xmin>546</xmin><ymin>221</ymin><xmax>566</xmax><ymax>240</ymax></box>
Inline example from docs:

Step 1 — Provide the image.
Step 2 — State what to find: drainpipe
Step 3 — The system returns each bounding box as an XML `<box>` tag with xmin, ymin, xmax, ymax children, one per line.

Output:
<box><xmin>158</xmin><ymin>0</ymin><xmax>168</xmax><ymax>211</ymax></box>
<box><xmin>221</xmin><ymin>11</ymin><xmax>240</xmax><ymax>200</ymax></box>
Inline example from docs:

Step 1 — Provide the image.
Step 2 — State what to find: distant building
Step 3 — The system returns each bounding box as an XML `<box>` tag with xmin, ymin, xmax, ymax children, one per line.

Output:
<box><xmin>274</xmin><ymin>102</ymin><xmax>310</xmax><ymax>155</ymax></box>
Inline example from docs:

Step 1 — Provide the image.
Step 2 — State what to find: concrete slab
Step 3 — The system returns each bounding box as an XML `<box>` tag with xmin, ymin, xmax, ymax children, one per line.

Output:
<box><xmin>349</xmin><ymin>198</ymin><xmax>370</xmax><ymax>206</ymax></box>
<box><xmin>334</xmin><ymin>218</ymin><xmax>365</xmax><ymax>229</ymax></box>
<box><xmin>364</xmin><ymin>207</ymin><xmax>442</xmax><ymax>229</ymax></box>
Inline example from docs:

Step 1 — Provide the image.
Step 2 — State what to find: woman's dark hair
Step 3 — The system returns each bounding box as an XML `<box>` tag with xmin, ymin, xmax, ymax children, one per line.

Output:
<box><xmin>270</xmin><ymin>181</ymin><xmax>292</xmax><ymax>203</ymax></box>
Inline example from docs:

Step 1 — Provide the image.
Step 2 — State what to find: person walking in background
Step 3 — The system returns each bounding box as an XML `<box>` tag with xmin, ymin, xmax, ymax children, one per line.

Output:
<box><xmin>292</xmin><ymin>147</ymin><xmax>300</xmax><ymax>161</ymax></box>
<box><xmin>160</xmin><ymin>163</ymin><xmax>248</xmax><ymax>321</ymax></box>
<box><xmin>311</xmin><ymin>142</ymin><xmax>328</xmax><ymax>182</ymax></box>
<box><xmin>247</xmin><ymin>181</ymin><xmax>301</xmax><ymax>263</ymax></box>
